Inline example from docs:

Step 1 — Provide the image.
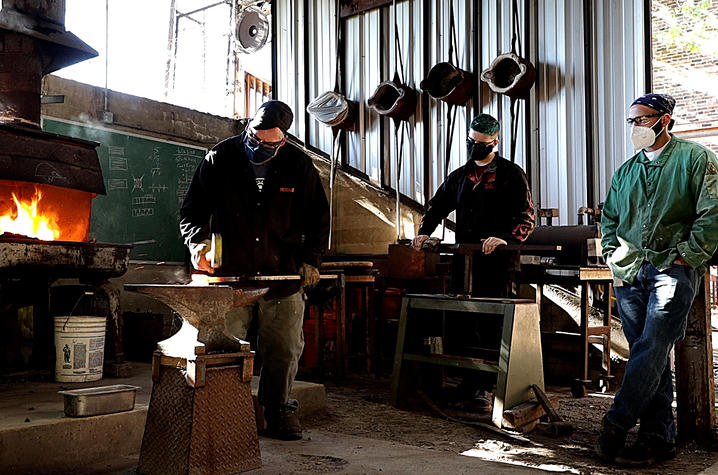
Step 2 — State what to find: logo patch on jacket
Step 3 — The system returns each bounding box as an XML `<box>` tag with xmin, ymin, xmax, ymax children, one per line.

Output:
<box><xmin>280</xmin><ymin>187</ymin><xmax>295</xmax><ymax>193</ymax></box>
<box><xmin>708</xmin><ymin>163</ymin><xmax>717</xmax><ymax>175</ymax></box>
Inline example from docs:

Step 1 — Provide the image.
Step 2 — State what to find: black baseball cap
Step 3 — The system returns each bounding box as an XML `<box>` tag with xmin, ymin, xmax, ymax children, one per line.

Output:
<box><xmin>248</xmin><ymin>100</ymin><xmax>293</xmax><ymax>133</ymax></box>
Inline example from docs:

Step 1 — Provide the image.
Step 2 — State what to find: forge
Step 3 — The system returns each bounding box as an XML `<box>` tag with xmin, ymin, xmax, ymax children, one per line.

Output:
<box><xmin>0</xmin><ymin>0</ymin><xmax>132</xmax><ymax>376</ymax></box>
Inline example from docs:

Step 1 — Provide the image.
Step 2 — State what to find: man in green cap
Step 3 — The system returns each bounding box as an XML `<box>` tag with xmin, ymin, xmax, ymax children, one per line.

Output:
<box><xmin>412</xmin><ymin>113</ymin><xmax>535</xmax><ymax>297</ymax></box>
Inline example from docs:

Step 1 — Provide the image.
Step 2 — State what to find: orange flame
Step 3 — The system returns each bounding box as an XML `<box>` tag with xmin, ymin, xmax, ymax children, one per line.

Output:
<box><xmin>0</xmin><ymin>189</ymin><xmax>60</xmax><ymax>241</ymax></box>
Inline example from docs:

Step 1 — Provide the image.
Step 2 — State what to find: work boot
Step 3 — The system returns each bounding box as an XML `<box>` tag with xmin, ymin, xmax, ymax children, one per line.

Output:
<box><xmin>614</xmin><ymin>434</ymin><xmax>676</xmax><ymax>467</ymax></box>
<box><xmin>595</xmin><ymin>416</ymin><xmax>627</xmax><ymax>463</ymax></box>
<box><xmin>263</xmin><ymin>399</ymin><xmax>302</xmax><ymax>441</ymax></box>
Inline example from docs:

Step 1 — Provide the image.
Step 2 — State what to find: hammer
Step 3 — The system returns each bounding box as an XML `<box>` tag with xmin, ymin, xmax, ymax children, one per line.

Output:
<box><xmin>531</xmin><ymin>384</ymin><xmax>574</xmax><ymax>436</ymax></box>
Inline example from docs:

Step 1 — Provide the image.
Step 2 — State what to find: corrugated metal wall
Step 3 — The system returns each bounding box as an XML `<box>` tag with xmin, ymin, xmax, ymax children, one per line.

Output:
<box><xmin>307</xmin><ymin>0</ymin><xmax>337</xmax><ymax>154</ymax></box>
<box><xmin>346</xmin><ymin>11</ymin><xmax>383</xmax><ymax>184</ymax></box>
<box><xmin>590</xmin><ymin>0</ymin><xmax>648</xmax><ymax>205</ymax></box>
<box><xmin>275</xmin><ymin>1</ymin><xmax>306</xmax><ymax>139</ymax></box>
<box><xmin>273</xmin><ymin>0</ymin><xmax>648</xmax><ymax>228</ymax></box>
<box><xmin>533</xmin><ymin>0</ymin><xmax>587</xmax><ymax>224</ymax></box>
<box><xmin>427</xmin><ymin>0</ymin><xmax>474</xmax><ymax>204</ymax></box>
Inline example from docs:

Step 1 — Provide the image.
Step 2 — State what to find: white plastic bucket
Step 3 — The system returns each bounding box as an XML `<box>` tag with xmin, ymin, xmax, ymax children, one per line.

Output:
<box><xmin>54</xmin><ymin>316</ymin><xmax>107</xmax><ymax>383</ymax></box>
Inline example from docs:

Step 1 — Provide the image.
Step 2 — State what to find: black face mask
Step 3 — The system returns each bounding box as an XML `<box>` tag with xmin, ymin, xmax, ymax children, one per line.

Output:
<box><xmin>244</xmin><ymin>134</ymin><xmax>280</xmax><ymax>164</ymax></box>
<box><xmin>466</xmin><ymin>138</ymin><xmax>493</xmax><ymax>162</ymax></box>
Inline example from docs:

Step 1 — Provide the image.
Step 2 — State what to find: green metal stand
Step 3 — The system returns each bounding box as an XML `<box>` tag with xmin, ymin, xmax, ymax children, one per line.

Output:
<box><xmin>391</xmin><ymin>294</ymin><xmax>545</xmax><ymax>428</ymax></box>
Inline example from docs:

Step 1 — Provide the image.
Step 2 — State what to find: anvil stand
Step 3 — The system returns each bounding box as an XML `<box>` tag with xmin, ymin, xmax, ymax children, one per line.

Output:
<box><xmin>124</xmin><ymin>284</ymin><xmax>269</xmax><ymax>475</ymax></box>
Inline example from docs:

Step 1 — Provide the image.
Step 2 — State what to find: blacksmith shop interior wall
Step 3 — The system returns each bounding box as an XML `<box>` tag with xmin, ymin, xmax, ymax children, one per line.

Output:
<box><xmin>273</xmin><ymin>0</ymin><xmax>649</xmax><ymax>228</ymax></box>
<box><xmin>532</xmin><ymin>0</ymin><xmax>588</xmax><ymax>224</ymax></box>
<box><xmin>386</xmin><ymin>1</ymin><xmax>425</xmax><ymax>205</ymax></box>
<box><xmin>589</xmin><ymin>0</ymin><xmax>649</xmax><ymax>208</ymax></box>
<box><xmin>426</xmin><ymin>0</ymin><xmax>475</xmax><ymax>211</ymax></box>
<box><xmin>274</xmin><ymin>0</ymin><xmax>307</xmax><ymax>140</ymax></box>
<box><xmin>345</xmin><ymin>10</ymin><xmax>383</xmax><ymax>184</ymax></box>
<box><xmin>307</xmin><ymin>0</ymin><xmax>338</xmax><ymax>154</ymax></box>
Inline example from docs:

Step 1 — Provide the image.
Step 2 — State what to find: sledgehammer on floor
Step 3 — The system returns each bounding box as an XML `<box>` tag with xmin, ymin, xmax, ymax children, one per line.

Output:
<box><xmin>531</xmin><ymin>384</ymin><xmax>574</xmax><ymax>436</ymax></box>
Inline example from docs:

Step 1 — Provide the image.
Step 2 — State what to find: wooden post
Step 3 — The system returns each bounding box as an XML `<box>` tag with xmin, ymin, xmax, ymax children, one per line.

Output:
<box><xmin>675</xmin><ymin>272</ymin><xmax>715</xmax><ymax>442</ymax></box>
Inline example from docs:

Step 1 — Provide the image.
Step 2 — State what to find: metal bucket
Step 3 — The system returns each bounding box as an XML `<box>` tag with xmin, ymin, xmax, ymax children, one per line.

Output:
<box><xmin>481</xmin><ymin>52</ymin><xmax>536</xmax><ymax>99</ymax></box>
<box><xmin>54</xmin><ymin>316</ymin><xmax>106</xmax><ymax>382</ymax></box>
<box><xmin>420</xmin><ymin>62</ymin><xmax>473</xmax><ymax>105</ymax></box>
<box><xmin>367</xmin><ymin>80</ymin><xmax>417</xmax><ymax>121</ymax></box>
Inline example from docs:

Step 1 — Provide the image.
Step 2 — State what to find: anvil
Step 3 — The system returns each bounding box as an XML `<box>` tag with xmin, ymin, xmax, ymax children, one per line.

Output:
<box><xmin>124</xmin><ymin>284</ymin><xmax>268</xmax><ymax>359</ymax></box>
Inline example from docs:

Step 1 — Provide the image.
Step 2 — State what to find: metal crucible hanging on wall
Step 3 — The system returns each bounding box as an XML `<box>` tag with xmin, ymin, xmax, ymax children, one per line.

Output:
<box><xmin>480</xmin><ymin>52</ymin><xmax>536</xmax><ymax>100</ymax></box>
<box><xmin>307</xmin><ymin>91</ymin><xmax>357</xmax><ymax>130</ymax></box>
<box><xmin>367</xmin><ymin>72</ymin><xmax>418</xmax><ymax>122</ymax></box>
<box><xmin>420</xmin><ymin>61</ymin><xmax>473</xmax><ymax>106</ymax></box>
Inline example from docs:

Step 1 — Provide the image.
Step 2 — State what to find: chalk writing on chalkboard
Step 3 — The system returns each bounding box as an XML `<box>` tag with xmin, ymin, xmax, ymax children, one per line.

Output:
<box><xmin>175</xmin><ymin>149</ymin><xmax>199</xmax><ymax>205</ymax></box>
<box><xmin>41</xmin><ymin>117</ymin><xmax>207</xmax><ymax>262</ymax></box>
<box><xmin>108</xmin><ymin>179</ymin><xmax>128</xmax><ymax>191</ymax></box>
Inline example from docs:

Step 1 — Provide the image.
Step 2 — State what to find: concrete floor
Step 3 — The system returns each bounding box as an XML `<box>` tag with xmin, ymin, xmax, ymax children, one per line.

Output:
<box><xmin>0</xmin><ymin>362</ymin><xmax>553</xmax><ymax>474</ymax></box>
<box><xmin>0</xmin><ymin>362</ymin><xmax>325</xmax><ymax>473</ymax></box>
<box><xmin>70</xmin><ymin>430</ymin><xmax>545</xmax><ymax>475</ymax></box>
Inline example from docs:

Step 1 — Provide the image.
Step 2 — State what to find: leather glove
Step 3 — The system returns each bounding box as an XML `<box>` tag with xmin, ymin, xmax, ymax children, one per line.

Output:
<box><xmin>189</xmin><ymin>239</ymin><xmax>213</xmax><ymax>273</ymax></box>
<box><xmin>299</xmin><ymin>263</ymin><xmax>320</xmax><ymax>288</ymax></box>
<box><xmin>411</xmin><ymin>235</ymin><xmax>429</xmax><ymax>251</ymax></box>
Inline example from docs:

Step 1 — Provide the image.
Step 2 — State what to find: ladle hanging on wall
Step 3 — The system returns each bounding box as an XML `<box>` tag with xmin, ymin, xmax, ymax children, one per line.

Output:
<box><xmin>419</xmin><ymin>0</ymin><xmax>465</xmax><ymax>241</ymax></box>
<box><xmin>303</xmin><ymin>6</ymin><xmax>356</xmax><ymax>250</ymax></box>
<box><xmin>420</xmin><ymin>1</ymin><xmax>473</xmax><ymax>109</ymax></box>
<box><xmin>480</xmin><ymin>0</ymin><xmax>536</xmax><ymax>162</ymax></box>
<box><xmin>366</xmin><ymin>0</ymin><xmax>417</xmax><ymax>241</ymax></box>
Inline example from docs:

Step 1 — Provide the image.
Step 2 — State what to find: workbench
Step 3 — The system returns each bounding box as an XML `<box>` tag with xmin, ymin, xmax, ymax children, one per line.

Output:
<box><xmin>391</xmin><ymin>294</ymin><xmax>544</xmax><ymax>428</ymax></box>
<box><xmin>519</xmin><ymin>264</ymin><xmax>613</xmax><ymax>396</ymax></box>
<box><xmin>305</xmin><ymin>263</ymin><xmax>376</xmax><ymax>375</ymax></box>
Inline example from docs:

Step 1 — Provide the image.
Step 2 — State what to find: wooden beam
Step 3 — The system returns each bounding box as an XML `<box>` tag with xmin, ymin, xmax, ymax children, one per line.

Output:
<box><xmin>675</xmin><ymin>272</ymin><xmax>715</xmax><ymax>441</ymax></box>
<box><xmin>502</xmin><ymin>393</ymin><xmax>560</xmax><ymax>430</ymax></box>
<box><xmin>339</xmin><ymin>0</ymin><xmax>392</xmax><ymax>18</ymax></box>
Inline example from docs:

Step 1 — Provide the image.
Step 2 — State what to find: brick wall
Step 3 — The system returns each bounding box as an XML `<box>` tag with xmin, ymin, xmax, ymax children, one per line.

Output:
<box><xmin>652</xmin><ymin>0</ymin><xmax>718</xmax><ymax>153</ymax></box>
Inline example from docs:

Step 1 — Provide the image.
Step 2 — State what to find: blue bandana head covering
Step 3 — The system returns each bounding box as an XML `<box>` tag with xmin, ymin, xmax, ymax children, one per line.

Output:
<box><xmin>631</xmin><ymin>93</ymin><xmax>676</xmax><ymax>115</ymax></box>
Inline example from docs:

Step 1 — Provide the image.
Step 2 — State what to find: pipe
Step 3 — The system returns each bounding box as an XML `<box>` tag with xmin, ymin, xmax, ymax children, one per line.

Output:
<box><xmin>104</xmin><ymin>0</ymin><xmax>109</xmax><ymax>113</ymax></box>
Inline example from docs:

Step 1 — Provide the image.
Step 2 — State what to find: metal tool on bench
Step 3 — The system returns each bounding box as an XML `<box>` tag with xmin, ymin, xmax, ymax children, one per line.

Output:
<box><xmin>437</xmin><ymin>242</ymin><xmax>562</xmax><ymax>295</ymax></box>
<box><xmin>531</xmin><ymin>384</ymin><xmax>573</xmax><ymax>436</ymax></box>
<box><xmin>520</xmin><ymin>223</ymin><xmax>614</xmax><ymax>397</ymax></box>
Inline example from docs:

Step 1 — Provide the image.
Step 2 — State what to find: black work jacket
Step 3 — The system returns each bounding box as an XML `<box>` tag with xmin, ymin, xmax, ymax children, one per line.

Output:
<box><xmin>179</xmin><ymin>132</ymin><xmax>330</xmax><ymax>296</ymax></box>
<box><xmin>418</xmin><ymin>155</ymin><xmax>535</xmax><ymax>244</ymax></box>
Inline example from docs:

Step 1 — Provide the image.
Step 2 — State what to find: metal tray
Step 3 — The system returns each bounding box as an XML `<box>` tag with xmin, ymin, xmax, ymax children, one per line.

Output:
<box><xmin>58</xmin><ymin>384</ymin><xmax>139</xmax><ymax>417</ymax></box>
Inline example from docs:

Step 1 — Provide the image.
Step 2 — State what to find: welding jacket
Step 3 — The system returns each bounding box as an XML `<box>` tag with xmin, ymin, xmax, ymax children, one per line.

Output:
<box><xmin>601</xmin><ymin>136</ymin><xmax>718</xmax><ymax>284</ymax></box>
<box><xmin>418</xmin><ymin>155</ymin><xmax>535</xmax><ymax>244</ymax></box>
<box><xmin>179</xmin><ymin>132</ymin><xmax>330</xmax><ymax>298</ymax></box>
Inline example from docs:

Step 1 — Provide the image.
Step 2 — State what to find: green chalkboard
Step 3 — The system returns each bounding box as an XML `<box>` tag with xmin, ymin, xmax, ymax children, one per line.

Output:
<box><xmin>42</xmin><ymin>118</ymin><xmax>206</xmax><ymax>262</ymax></box>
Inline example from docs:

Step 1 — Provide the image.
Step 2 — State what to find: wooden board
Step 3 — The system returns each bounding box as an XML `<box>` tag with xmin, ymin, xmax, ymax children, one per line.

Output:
<box><xmin>502</xmin><ymin>393</ymin><xmax>560</xmax><ymax>429</ymax></box>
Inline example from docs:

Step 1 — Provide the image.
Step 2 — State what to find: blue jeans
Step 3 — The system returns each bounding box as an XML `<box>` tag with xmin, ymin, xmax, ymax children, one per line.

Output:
<box><xmin>606</xmin><ymin>262</ymin><xmax>701</xmax><ymax>443</ymax></box>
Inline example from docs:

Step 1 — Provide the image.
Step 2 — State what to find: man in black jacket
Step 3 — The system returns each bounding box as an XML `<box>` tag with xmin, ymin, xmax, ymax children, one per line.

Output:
<box><xmin>412</xmin><ymin>113</ymin><xmax>534</xmax><ymax>297</ymax></box>
<box><xmin>179</xmin><ymin>100</ymin><xmax>329</xmax><ymax>440</ymax></box>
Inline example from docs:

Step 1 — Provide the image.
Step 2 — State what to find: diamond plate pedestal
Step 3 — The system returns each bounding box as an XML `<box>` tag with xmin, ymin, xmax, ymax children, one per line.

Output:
<box><xmin>138</xmin><ymin>351</ymin><xmax>261</xmax><ymax>474</ymax></box>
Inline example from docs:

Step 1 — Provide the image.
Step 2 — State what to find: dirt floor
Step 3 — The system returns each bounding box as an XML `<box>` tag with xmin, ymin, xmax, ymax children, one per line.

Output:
<box><xmin>300</xmin><ymin>375</ymin><xmax>718</xmax><ymax>475</ymax></box>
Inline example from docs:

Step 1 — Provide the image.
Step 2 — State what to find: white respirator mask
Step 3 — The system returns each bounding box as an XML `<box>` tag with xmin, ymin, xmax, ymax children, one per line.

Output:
<box><xmin>630</xmin><ymin>118</ymin><xmax>665</xmax><ymax>151</ymax></box>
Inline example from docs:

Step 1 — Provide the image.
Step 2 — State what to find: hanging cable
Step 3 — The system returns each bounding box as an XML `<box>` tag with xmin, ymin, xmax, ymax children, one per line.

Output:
<box><xmin>508</xmin><ymin>0</ymin><xmax>522</xmax><ymax>163</ymax></box>
<box><xmin>328</xmin><ymin>2</ymin><xmax>344</xmax><ymax>250</ymax></box>
<box><xmin>391</xmin><ymin>0</ymin><xmax>410</xmax><ymax>241</ymax></box>
<box><xmin>440</xmin><ymin>0</ymin><xmax>459</xmax><ymax>240</ymax></box>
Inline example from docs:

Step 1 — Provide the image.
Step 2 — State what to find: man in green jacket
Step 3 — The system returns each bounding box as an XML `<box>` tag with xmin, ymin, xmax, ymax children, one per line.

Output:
<box><xmin>597</xmin><ymin>93</ymin><xmax>718</xmax><ymax>466</ymax></box>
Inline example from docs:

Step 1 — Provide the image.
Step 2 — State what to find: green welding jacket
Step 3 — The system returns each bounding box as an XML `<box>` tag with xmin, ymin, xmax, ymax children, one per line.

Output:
<box><xmin>601</xmin><ymin>135</ymin><xmax>718</xmax><ymax>284</ymax></box>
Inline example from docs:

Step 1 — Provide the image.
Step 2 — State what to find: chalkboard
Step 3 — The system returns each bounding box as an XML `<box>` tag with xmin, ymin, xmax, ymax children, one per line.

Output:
<box><xmin>42</xmin><ymin>118</ymin><xmax>206</xmax><ymax>262</ymax></box>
